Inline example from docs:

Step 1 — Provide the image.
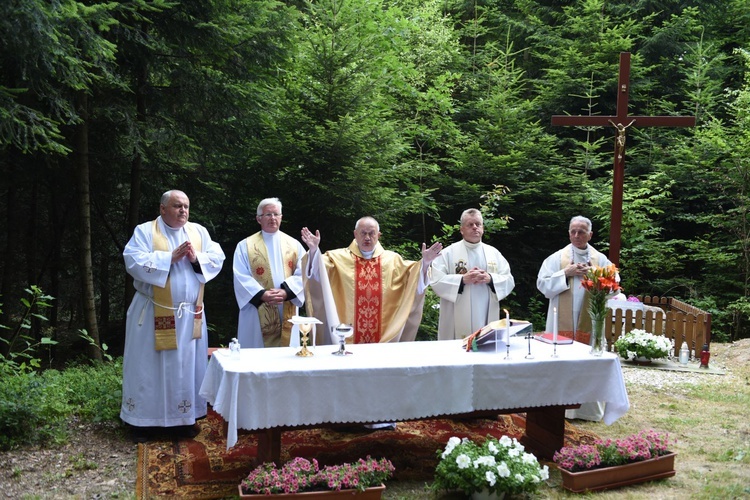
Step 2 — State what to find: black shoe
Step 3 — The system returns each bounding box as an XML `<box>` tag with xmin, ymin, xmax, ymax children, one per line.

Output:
<box><xmin>129</xmin><ymin>425</ymin><xmax>152</xmax><ymax>444</ymax></box>
<box><xmin>173</xmin><ymin>423</ymin><xmax>201</xmax><ymax>439</ymax></box>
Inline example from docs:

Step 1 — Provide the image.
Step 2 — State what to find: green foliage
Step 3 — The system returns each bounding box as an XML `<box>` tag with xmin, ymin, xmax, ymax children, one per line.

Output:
<box><xmin>0</xmin><ymin>286</ymin><xmax>57</xmax><ymax>377</ymax></box>
<box><xmin>4</xmin><ymin>0</ymin><xmax>750</xmax><ymax>369</ymax></box>
<box><xmin>0</xmin><ymin>359</ymin><xmax>123</xmax><ymax>450</ymax></box>
<box><xmin>77</xmin><ymin>328</ymin><xmax>112</xmax><ymax>362</ymax></box>
<box><xmin>59</xmin><ymin>358</ymin><xmax>123</xmax><ymax>423</ymax></box>
<box><xmin>417</xmin><ymin>288</ymin><xmax>439</xmax><ymax>341</ymax></box>
<box><xmin>0</xmin><ymin>371</ymin><xmax>72</xmax><ymax>451</ymax></box>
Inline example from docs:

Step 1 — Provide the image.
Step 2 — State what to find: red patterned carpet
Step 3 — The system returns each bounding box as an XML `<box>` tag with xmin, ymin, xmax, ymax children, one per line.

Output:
<box><xmin>136</xmin><ymin>408</ymin><xmax>599</xmax><ymax>499</ymax></box>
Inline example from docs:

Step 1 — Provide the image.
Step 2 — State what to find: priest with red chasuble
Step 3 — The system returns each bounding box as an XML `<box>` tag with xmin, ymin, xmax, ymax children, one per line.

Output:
<box><xmin>301</xmin><ymin>217</ymin><xmax>443</xmax><ymax>345</ymax></box>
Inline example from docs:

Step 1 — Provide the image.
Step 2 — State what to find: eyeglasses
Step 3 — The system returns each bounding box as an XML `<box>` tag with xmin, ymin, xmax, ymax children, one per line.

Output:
<box><xmin>260</xmin><ymin>213</ymin><xmax>282</xmax><ymax>219</ymax></box>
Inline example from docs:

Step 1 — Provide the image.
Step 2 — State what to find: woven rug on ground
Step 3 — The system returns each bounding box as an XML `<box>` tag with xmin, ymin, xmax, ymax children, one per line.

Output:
<box><xmin>135</xmin><ymin>408</ymin><xmax>600</xmax><ymax>499</ymax></box>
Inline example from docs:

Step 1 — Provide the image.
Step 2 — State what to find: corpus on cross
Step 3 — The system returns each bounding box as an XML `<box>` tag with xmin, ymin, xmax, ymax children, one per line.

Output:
<box><xmin>551</xmin><ymin>52</ymin><xmax>695</xmax><ymax>266</ymax></box>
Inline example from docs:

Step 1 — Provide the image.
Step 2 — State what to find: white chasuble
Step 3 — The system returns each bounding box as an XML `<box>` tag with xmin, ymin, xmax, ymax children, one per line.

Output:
<box><xmin>430</xmin><ymin>240</ymin><xmax>515</xmax><ymax>340</ymax></box>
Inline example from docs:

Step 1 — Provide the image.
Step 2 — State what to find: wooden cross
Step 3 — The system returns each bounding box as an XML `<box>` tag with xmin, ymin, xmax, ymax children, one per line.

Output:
<box><xmin>551</xmin><ymin>52</ymin><xmax>695</xmax><ymax>266</ymax></box>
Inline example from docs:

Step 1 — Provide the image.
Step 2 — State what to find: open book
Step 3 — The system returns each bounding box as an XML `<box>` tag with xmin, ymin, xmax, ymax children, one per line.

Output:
<box><xmin>462</xmin><ymin>319</ymin><xmax>533</xmax><ymax>351</ymax></box>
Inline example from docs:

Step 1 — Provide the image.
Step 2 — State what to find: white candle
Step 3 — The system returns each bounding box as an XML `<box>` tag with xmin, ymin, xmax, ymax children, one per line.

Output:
<box><xmin>553</xmin><ymin>307</ymin><xmax>558</xmax><ymax>343</ymax></box>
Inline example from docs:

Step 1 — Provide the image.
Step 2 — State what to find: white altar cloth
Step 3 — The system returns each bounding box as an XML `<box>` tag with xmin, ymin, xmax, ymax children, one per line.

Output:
<box><xmin>199</xmin><ymin>338</ymin><xmax>629</xmax><ymax>449</ymax></box>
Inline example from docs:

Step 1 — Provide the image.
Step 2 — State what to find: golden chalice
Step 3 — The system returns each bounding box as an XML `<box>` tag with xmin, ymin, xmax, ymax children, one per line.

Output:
<box><xmin>296</xmin><ymin>323</ymin><xmax>314</xmax><ymax>357</ymax></box>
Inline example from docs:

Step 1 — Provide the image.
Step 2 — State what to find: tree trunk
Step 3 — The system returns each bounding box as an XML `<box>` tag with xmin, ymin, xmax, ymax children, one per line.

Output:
<box><xmin>75</xmin><ymin>91</ymin><xmax>102</xmax><ymax>362</ymax></box>
<box><xmin>124</xmin><ymin>54</ymin><xmax>148</xmax><ymax>315</ymax></box>
<box><xmin>0</xmin><ymin>162</ymin><xmax>19</xmax><ymax>357</ymax></box>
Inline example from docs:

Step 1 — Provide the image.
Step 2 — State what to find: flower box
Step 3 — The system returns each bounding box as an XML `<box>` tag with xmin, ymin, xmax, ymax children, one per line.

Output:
<box><xmin>239</xmin><ymin>457</ymin><xmax>392</xmax><ymax>498</ymax></box>
<box><xmin>238</xmin><ymin>484</ymin><xmax>385</xmax><ymax>499</ymax></box>
<box><xmin>559</xmin><ymin>452</ymin><xmax>676</xmax><ymax>493</ymax></box>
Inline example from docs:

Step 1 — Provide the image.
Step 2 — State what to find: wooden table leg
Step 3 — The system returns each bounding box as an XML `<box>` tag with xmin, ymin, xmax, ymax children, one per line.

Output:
<box><xmin>256</xmin><ymin>428</ymin><xmax>282</xmax><ymax>465</ymax></box>
<box><xmin>520</xmin><ymin>406</ymin><xmax>566</xmax><ymax>460</ymax></box>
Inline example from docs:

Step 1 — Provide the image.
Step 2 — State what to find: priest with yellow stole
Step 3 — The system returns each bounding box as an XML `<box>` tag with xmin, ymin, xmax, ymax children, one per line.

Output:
<box><xmin>233</xmin><ymin>197</ymin><xmax>306</xmax><ymax>348</ymax></box>
<box><xmin>536</xmin><ymin>215</ymin><xmax>615</xmax><ymax>422</ymax></box>
<box><xmin>121</xmin><ymin>190</ymin><xmax>225</xmax><ymax>443</ymax></box>
<box><xmin>301</xmin><ymin>217</ymin><xmax>443</xmax><ymax>345</ymax></box>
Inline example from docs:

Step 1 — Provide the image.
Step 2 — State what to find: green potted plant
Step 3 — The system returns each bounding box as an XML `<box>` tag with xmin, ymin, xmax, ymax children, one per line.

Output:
<box><xmin>613</xmin><ymin>329</ymin><xmax>672</xmax><ymax>362</ymax></box>
<box><xmin>432</xmin><ymin>435</ymin><xmax>549</xmax><ymax>499</ymax></box>
<box><xmin>553</xmin><ymin>430</ymin><xmax>676</xmax><ymax>493</ymax></box>
<box><xmin>238</xmin><ymin>456</ymin><xmax>394</xmax><ymax>499</ymax></box>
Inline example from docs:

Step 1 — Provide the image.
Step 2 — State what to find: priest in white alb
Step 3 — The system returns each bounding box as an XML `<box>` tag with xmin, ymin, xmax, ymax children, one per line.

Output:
<box><xmin>233</xmin><ymin>197</ymin><xmax>306</xmax><ymax>348</ymax></box>
<box><xmin>121</xmin><ymin>190</ymin><xmax>225</xmax><ymax>443</ymax></box>
<box><xmin>300</xmin><ymin>217</ymin><xmax>443</xmax><ymax>345</ymax></box>
<box><xmin>430</xmin><ymin>208</ymin><xmax>515</xmax><ymax>340</ymax></box>
<box><xmin>536</xmin><ymin>215</ymin><xmax>614</xmax><ymax>421</ymax></box>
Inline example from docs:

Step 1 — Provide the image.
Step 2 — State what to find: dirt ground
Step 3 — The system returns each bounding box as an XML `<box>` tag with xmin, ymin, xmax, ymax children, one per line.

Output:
<box><xmin>1</xmin><ymin>339</ymin><xmax>749</xmax><ymax>499</ymax></box>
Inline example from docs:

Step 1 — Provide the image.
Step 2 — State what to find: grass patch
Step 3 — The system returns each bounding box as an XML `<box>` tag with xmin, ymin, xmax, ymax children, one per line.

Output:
<box><xmin>713</xmin><ymin>447</ymin><xmax>750</xmax><ymax>463</ymax></box>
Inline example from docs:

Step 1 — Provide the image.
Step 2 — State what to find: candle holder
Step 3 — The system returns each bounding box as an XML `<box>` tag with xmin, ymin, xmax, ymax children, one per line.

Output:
<box><xmin>295</xmin><ymin>323</ymin><xmax>314</xmax><ymax>357</ymax></box>
<box><xmin>551</xmin><ymin>341</ymin><xmax>559</xmax><ymax>358</ymax></box>
<box><xmin>504</xmin><ymin>338</ymin><xmax>511</xmax><ymax>360</ymax></box>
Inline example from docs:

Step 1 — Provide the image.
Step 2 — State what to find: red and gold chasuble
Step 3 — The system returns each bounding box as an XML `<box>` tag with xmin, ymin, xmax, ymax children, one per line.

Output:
<box><xmin>312</xmin><ymin>241</ymin><xmax>425</xmax><ymax>344</ymax></box>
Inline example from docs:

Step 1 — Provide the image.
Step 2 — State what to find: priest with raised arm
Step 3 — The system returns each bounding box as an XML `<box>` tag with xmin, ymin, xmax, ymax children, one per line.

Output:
<box><xmin>300</xmin><ymin>217</ymin><xmax>442</xmax><ymax>345</ymax></box>
<box><xmin>430</xmin><ymin>208</ymin><xmax>515</xmax><ymax>340</ymax></box>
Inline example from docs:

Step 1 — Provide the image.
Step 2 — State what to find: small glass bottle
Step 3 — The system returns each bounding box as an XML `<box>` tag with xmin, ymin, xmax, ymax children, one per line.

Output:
<box><xmin>699</xmin><ymin>343</ymin><xmax>710</xmax><ymax>369</ymax></box>
<box><xmin>229</xmin><ymin>337</ymin><xmax>241</xmax><ymax>360</ymax></box>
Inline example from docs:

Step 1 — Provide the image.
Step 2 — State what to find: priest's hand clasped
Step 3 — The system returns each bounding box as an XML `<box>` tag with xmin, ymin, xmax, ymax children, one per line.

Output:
<box><xmin>172</xmin><ymin>240</ymin><xmax>197</xmax><ymax>264</ymax></box>
<box><xmin>564</xmin><ymin>261</ymin><xmax>591</xmax><ymax>277</ymax></box>
<box><xmin>462</xmin><ymin>267</ymin><xmax>491</xmax><ymax>285</ymax></box>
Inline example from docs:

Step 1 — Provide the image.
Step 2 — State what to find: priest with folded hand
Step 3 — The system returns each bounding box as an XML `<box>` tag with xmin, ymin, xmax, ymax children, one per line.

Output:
<box><xmin>429</xmin><ymin>208</ymin><xmax>515</xmax><ymax>341</ymax></box>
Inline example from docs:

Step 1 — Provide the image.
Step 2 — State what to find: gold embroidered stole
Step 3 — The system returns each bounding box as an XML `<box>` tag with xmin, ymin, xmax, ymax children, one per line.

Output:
<box><xmin>558</xmin><ymin>245</ymin><xmax>601</xmax><ymax>333</ymax></box>
<box><xmin>152</xmin><ymin>220</ymin><xmax>204</xmax><ymax>351</ymax></box>
<box><xmin>321</xmin><ymin>241</ymin><xmax>422</xmax><ymax>343</ymax></box>
<box><xmin>246</xmin><ymin>232</ymin><xmax>298</xmax><ymax>347</ymax></box>
<box><xmin>353</xmin><ymin>254</ymin><xmax>383</xmax><ymax>343</ymax></box>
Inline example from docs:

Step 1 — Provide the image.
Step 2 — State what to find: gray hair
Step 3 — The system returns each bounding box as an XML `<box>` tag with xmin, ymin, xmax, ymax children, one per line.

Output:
<box><xmin>257</xmin><ymin>197</ymin><xmax>282</xmax><ymax>216</ymax></box>
<box><xmin>569</xmin><ymin>215</ymin><xmax>592</xmax><ymax>232</ymax></box>
<box><xmin>160</xmin><ymin>190</ymin><xmax>187</xmax><ymax>206</ymax></box>
<box><xmin>460</xmin><ymin>208</ymin><xmax>483</xmax><ymax>225</ymax></box>
<box><xmin>354</xmin><ymin>216</ymin><xmax>380</xmax><ymax>232</ymax></box>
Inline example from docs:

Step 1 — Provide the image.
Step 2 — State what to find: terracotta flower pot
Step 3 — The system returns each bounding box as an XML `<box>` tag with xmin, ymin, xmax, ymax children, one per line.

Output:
<box><xmin>559</xmin><ymin>452</ymin><xmax>676</xmax><ymax>493</ymax></box>
<box><xmin>238</xmin><ymin>484</ymin><xmax>385</xmax><ymax>499</ymax></box>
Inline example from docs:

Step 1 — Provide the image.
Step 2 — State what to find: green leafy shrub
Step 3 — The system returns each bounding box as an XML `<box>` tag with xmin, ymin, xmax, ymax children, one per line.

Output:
<box><xmin>0</xmin><ymin>359</ymin><xmax>124</xmax><ymax>450</ymax></box>
<box><xmin>0</xmin><ymin>371</ymin><xmax>72</xmax><ymax>450</ymax></box>
<box><xmin>61</xmin><ymin>359</ymin><xmax>123</xmax><ymax>422</ymax></box>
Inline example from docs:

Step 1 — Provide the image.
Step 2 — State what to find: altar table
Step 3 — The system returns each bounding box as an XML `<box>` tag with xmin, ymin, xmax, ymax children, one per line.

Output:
<box><xmin>199</xmin><ymin>338</ymin><xmax>629</xmax><ymax>461</ymax></box>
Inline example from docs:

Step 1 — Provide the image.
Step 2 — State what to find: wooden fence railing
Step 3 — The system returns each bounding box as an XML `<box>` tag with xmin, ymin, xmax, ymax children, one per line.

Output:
<box><xmin>605</xmin><ymin>296</ymin><xmax>712</xmax><ymax>356</ymax></box>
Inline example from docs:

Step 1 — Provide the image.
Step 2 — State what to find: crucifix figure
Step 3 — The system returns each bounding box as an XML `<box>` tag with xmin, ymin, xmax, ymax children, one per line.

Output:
<box><xmin>551</xmin><ymin>52</ymin><xmax>695</xmax><ymax>266</ymax></box>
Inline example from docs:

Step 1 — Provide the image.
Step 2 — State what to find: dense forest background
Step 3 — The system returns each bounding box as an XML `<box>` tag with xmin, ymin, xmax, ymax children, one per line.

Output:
<box><xmin>2</xmin><ymin>0</ymin><xmax>750</xmax><ymax>363</ymax></box>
